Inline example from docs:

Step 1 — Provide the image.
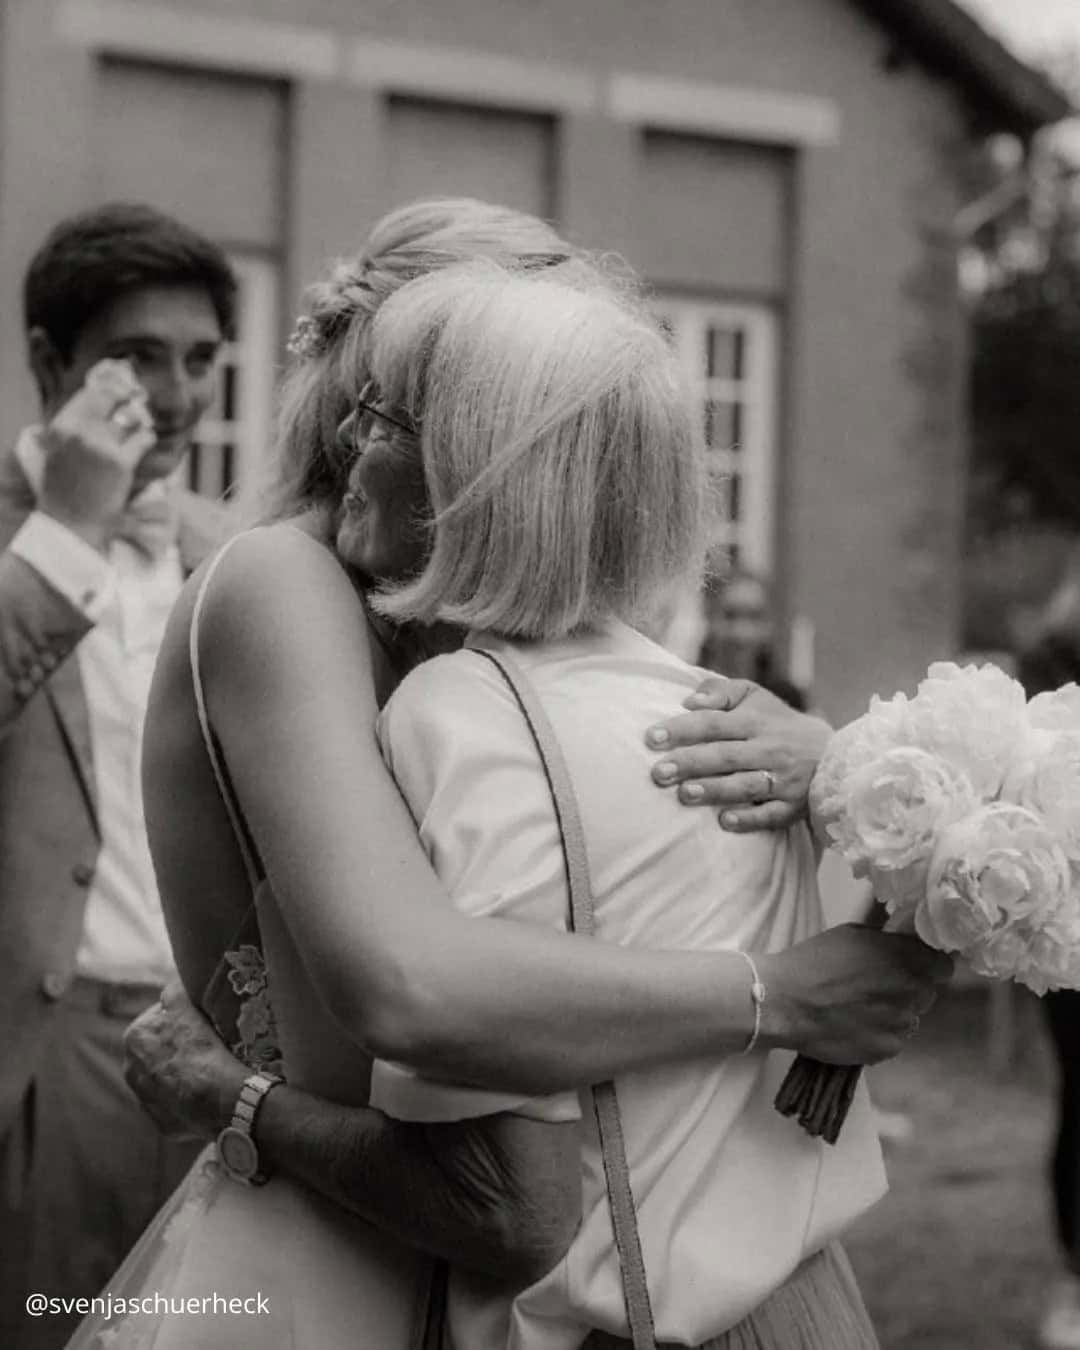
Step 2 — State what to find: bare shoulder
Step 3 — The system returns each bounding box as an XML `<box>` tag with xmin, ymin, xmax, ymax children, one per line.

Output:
<box><xmin>195</xmin><ymin>524</ymin><xmax>373</xmax><ymax>672</ymax></box>
<box><xmin>202</xmin><ymin>522</ymin><xmax>354</xmax><ymax>612</ymax></box>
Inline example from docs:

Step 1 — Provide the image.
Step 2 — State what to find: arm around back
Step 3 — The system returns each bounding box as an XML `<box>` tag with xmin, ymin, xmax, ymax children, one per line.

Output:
<box><xmin>195</xmin><ymin>526</ymin><xmax>953</xmax><ymax>1093</ymax></box>
<box><xmin>196</xmin><ymin>526</ymin><xmax>766</xmax><ymax>1090</ymax></box>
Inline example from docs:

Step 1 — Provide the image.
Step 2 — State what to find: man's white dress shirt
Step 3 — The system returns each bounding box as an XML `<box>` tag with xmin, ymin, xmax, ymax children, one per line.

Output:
<box><xmin>10</xmin><ymin>428</ymin><xmax>181</xmax><ymax>985</ymax></box>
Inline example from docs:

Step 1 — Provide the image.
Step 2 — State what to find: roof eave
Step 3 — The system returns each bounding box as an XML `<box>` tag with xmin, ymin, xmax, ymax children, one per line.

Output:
<box><xmin>851</xmin><ymin>0</ymin><xmax>1074</xmax><ymax>136</ymax></box>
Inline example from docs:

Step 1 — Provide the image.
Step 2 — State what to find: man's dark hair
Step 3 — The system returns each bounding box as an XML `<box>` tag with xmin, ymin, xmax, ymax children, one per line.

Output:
<box><xmin>23</xmin><ymin>202</ymin><xmax>238</xmax><ymax>359</ymax></box>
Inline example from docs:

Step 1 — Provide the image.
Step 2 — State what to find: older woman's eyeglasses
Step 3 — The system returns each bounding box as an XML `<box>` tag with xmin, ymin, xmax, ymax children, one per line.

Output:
<box><xmin>352</xmin><ymin>385</ymin><xmax>419</xmax><ymax>445</ymax></box>
<box><xmin>339</xmin><ymin>384</ymin><xmax>421</xmax><ymax>463</ymax></box>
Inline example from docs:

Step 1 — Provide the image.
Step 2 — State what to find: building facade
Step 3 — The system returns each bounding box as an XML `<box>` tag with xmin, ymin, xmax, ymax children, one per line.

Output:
<box><xmin>0</xmin><ymin>0</ymin><xmax>1064</xmax><ymax>721</ymax></box>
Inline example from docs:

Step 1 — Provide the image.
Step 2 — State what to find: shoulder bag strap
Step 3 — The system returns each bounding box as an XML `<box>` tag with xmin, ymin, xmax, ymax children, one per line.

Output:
<box><xmin>474</xmin><ymin>647</ymin><xmax>657</xmax><ymax>1350</ymax></box>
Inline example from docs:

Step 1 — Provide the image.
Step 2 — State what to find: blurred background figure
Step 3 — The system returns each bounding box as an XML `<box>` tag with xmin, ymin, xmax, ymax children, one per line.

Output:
<box><xmin>698</xmin><ymin>567</ymin><xmax>808</xmax><ymax>711</ymax></box>
<box><xmin>0</xmin><ymin>204</ymin><xmax>233</xmax><ymax>1349</ymax></box>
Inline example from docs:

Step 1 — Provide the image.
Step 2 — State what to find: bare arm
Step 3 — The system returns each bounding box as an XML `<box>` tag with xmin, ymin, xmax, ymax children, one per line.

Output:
<box><xmin>199</xmin><ymin>528</ymin><xmax>765</xmax><ymax>1091</ymax></box>
<box><xmin>255</xmin><ymin>1097</ymin><xmax>579</xmax><ymax>1286</ymax></box>
<box><xmin>198</xmin><ymin>528</ymin><xmax>950</xmax><ymax>1093</ymax></box>
<box><xmin>126</xmin><ymin>990</ymin><xmax>580</xmax><ymax>1287</ymax></box>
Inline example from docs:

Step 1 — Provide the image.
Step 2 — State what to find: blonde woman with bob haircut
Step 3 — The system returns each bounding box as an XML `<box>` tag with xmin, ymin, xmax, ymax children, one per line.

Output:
<box><xmin>365</xmin><ymin>263</ymin><xmax>703</xmax><ymax>641</ymax></box>
<box><xmin>76</xmin><ymin>205</ymin><xmax>949</xmax><ymax>1347</ymax></box>
<box><xmin>358</xmin><ymin>261</ymin><xmax>903</xmax><ymax>1349</ymax></box>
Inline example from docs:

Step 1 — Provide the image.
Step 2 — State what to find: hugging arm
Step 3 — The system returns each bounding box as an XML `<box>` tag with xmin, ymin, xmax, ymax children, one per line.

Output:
<box><xmin>198</xmin><ymin>529</ymin><xmax>949</xmax><ymax>1093</ymax></box>
<box><xmin>254</xmin><ymin>1097</ymin><xmax>580</xmax><ymax>1285</ymax></box>
<box><xmin>125</xmin><ymin>989</ymin><xmax>579</xmax><ymax>1287</ymax></box>
<box><xmin>198</xmin><ymin>528</ymin><xmax>774</xmax><ymax>1092</ymax></box>
<box><xmin>130</xmin><ymin>528</ymin><xmax>950</xmax><ymax>1269</ymax></box>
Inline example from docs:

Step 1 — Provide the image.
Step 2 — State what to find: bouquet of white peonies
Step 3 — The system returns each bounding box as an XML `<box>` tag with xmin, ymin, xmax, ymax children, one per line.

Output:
<box><xmin>776</xmin><ymin>663</ymin><xmax>1080</xmax><ymax>1144</ymax></box>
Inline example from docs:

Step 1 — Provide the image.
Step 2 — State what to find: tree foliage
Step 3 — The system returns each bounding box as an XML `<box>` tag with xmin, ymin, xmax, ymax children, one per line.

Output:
<box><xmin>968</xmin><ymin>134</ymin><xmax>1080</xmax><ymax>537</ymax></box>
<box><xmin>961</xmin><ymin>52</ymin><xmax>1080</xmax><ymax>649</ymax></box>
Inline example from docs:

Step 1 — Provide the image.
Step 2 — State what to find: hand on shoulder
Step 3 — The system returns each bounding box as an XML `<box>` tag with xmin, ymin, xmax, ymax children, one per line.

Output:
<box><xmin>645</xmin><ymin>674</ymin><xmax>831</xmax><ymax>831</ymax></box>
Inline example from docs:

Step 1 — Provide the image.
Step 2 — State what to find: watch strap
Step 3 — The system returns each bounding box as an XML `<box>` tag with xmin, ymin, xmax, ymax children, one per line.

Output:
<box><xmin>230</xmin><ymin>1071</ymin><xmax>282</xmax><ymax>1130</ymax></box>
<box><xmin>220</xmin><ymin>1070</ymin><xmax>283</xmax><ymax>1185</ymax></box>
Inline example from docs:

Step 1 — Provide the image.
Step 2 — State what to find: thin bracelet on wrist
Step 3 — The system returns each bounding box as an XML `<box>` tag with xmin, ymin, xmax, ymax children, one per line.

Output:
<box><xmin>734</xmin><ymin>950</ymin><xmax>767</xmax><ymax>1055</ymax></box>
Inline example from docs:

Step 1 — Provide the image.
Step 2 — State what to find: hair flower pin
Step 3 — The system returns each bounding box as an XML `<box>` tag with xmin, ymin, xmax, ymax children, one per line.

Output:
<box><xmin>285</xmin><ymin>314</ymin><xmax>322</xmax><ymax>360</ymax></box>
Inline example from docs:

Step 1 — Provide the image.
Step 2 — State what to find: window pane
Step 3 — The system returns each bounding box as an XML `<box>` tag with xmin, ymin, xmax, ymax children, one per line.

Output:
<box><xmin>194</xmin><ymin>254</ymin><xmax>280</xmax><ymax>503</ymax></box>
<box><xmin>708</xmin><ymin>541</ymin><xmax>739</xmax><ymax>575</ymax></box>
<box><xmin>705</xmin><ymin>399</ymin><xmax>742</xmax><ymax>450</ymax></box>
<box><xmin>706</xmin><ymin>326</ymin><xmax>744</xmax><ymax>380</ymax></box>
<box><xmin>222</xmin><ymin>364</ymin><xmax>238</xmax><ymax>422</ymax></box>
<box><xmin>714</xmin><ymin>473</ymin><xmax>743</xmax><ymax>524</ymax></box>
<box><xmin>651</xmin><ymin>296</ymin><xmax>775</xmax><ymax>578</ymax></box>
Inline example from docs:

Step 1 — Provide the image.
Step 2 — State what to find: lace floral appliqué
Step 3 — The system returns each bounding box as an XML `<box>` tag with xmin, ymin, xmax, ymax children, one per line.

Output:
<box><xmin>224</xmin><ymin>943</ymin><xmax>284</xmax><ymax>1076</ymax></box>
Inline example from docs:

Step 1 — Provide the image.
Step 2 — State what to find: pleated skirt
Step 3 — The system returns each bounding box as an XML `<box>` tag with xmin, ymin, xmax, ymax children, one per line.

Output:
<box><xmin>583</xmin><ymin>1243</ymin><xmax>879</xmax><ymax>1350</ymax></box>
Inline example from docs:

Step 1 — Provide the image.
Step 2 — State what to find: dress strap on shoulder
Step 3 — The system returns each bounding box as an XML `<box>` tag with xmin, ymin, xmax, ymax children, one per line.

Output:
<box><xmin>189</xmin><ymin>529</ymin><xmax>264</xmax><ymax>893</ymax></box>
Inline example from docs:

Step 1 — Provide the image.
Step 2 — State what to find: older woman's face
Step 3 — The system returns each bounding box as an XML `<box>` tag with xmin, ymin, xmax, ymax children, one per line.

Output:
<box><xmin>334</xmin><ymin>391</ymin><xmax>431</xmax><ymax>583</ymax></box>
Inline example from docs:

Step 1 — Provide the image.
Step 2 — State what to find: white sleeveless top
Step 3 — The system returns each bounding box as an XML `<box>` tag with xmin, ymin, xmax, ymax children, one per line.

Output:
<box><xmin>371</xmin><ymin>621</ymin><xmax>887</xmax><ymax>1350</ymax></box>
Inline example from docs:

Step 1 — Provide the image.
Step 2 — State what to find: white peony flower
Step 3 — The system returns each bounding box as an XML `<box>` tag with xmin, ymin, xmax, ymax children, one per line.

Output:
<box><xmin>1027</xmin><ymin>683</ymin><xmax>1080</xmax><ymax>733</ymax></box>
<box><xmin>809</xmin><ymin>693</ymin><xmax>911</xmax><ymax>841</ymax></box>
<box><xmin>1002</xmin><ymin>729</ymin><xmax>1080</xmax><ymax>863</ymax></box>
<box><xmin>906</xmin><ymin>662</ymin><xmax>1028</xmax><ymax>799</ymax></box>
<box><xmin>826</xmin><ymin>746</ymin><xmax>978</xmax><ymax>883</ymax></box>
<box><xmin>967</xmin><ymin>923</ymin><xmax>1034</xmax><ymax>985</ymax></box>
<box><xmin>871</xmin><ymin>859</ymin><xmax>932</xmax><ymax>920</ymax></box>
<box><xmin>974</xmin><ymin>924</ymin><xmax>1080</xmax><ymax>994</ymax></box>
<box><xmin>915</xmin><ymin>803</ymin><xmax>1070</xmax><ymax>961</ymax></box>
<box><xmin>1029</xmin><ymin>928</ymin><xmax>1080</xmax><ymax>994</ymax></box>
<box><xmin>804</xmin><ymin>659</ymin><xmax>1080</xmax><ymax>997</ymax></box>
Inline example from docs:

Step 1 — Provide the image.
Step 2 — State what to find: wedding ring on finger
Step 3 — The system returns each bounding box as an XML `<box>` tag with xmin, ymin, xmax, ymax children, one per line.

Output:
<box><xmin>753</xmin><ymin>769</ymin><xmax>776</xmax><ymax>804</ymax></box>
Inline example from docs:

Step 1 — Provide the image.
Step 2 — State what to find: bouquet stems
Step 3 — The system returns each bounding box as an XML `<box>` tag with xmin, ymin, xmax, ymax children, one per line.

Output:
<box><xmin>774</xmin><ymin>1058</ymin><xmax>862</xmax><ymax>1145</ymax></box>
<box><xmin>775</xmin><ymin>897</ymin><xmax>898</xmax><ymax>1144</ymax></box>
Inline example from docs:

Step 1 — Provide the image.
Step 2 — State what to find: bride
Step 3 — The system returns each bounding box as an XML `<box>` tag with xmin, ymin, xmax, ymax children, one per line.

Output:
<box><xmin>69</xmin><ymin>203</ymin><xmax>948</xmax><ymax>1349</ymax></box>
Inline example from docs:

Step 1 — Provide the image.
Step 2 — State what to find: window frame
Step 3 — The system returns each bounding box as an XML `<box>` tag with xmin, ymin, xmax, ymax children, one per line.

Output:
<box><xmin>189</xmin><ymin>252</ymin><xmax>279</xmax><ymax>501</ymax></box>
<box><xmin>652</xmin><ymin>296</ymin><xmax>779</xmax><ymax>576</ymax></box>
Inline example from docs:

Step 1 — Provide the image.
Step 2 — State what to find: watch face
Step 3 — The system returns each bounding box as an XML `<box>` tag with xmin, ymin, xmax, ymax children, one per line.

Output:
<box><xmin>217</xmin><ymin>1126</ymin><xmax>258</xmax><ymax>1179</ymax></box>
